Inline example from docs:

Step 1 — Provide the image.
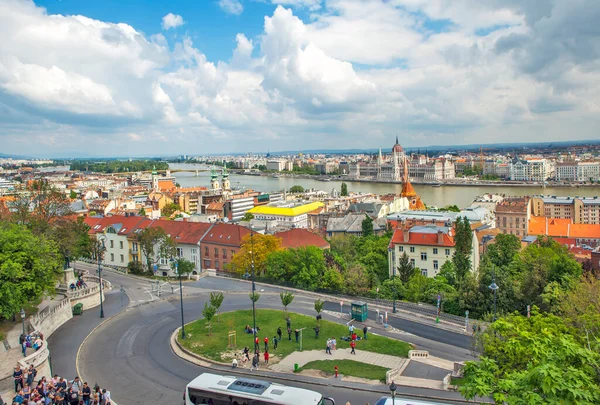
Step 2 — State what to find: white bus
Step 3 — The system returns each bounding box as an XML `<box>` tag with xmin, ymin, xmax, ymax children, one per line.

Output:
<box><xmin>185</xmin><ymin>373</ymin><xmax>335</xmax><ymax>405</ymax></box>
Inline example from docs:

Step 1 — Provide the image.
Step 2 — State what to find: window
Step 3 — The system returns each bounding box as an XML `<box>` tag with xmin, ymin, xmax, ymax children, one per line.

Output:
<box><xmin>445</xmin><ymin>249</ymin><xmax>451</xmax><ymax>256</ymax></box>
<box><xmin>410</xmin><ymin>247</ymin><xmax>415</xmax><ymax>253</ymax></box>
<box><xmin>120</xmin><ymin>254</ymin><xmax>124</xmax><ymax>263</ymax></box>
<box><xmin>119</xmin><ymin>241</ymin><xmax>124</xmax><ymax>249</ymax></box>
<box><xmin>110</xmin><ymin>240</ymin><xmax>114</xmax><ymax>248</ymax></box>
<box><xmin>214</xmin><ymin>248</ymin><xmax>218</xmax><ymax>256</ymax></box>
<box><xmin>110</xmin><ymin>253</ymin><xmax>114</xmax><ymax>261</ymax></box>
<box><xmin>421</xmin><ymin>252</ymin><xmax>427</xmax><ymax>261</ymax></box>
<box><xmin>204</xmin><ymin>246</ymin><xmax>208</xmax><ymax>256</ymax></box>
<box><xmin>399</xmin><ymin>246</ymin><xmax>404</xmax><ymax>252</ymax></box>
<box><xmin>433</xmin><ymin>260</ymin><xmax>439</xmax><ymax>270</ymax></box>
<box><xmin>215</xmin><ymin>260</ymin><xmax>219</xmax><ymax>269</ymax></box>
<box><xmin>433</xmin><ymin>248</ymin><xmax>438</xmax><ymax>255</ymax></box>
<box><xmin>222</xmin><ymin>249</ymin><xmax>227</xmax><ymax>259</ymax></box>
<box><xmin>177</xmin><ymin>248</ymin><xmax>183</xmax><ymax>257</ymax></box>
<box><xmin>421</xmin><ymin>269</ymin><xmax>427</xmax><ymax>277</ymax></box>
<box><xmin>410</xmin><ymin>259</ymin><xmax>415</xmax><ymax>267</ymax></box>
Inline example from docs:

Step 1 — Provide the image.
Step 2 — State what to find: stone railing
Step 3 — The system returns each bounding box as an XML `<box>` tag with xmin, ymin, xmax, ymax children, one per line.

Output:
<box><xmin>82</xmin><ymin>274</ymin><xmax>112</xmax><ymax>290</ymax></box>
<box><xmin>30</xmin><ymin>298</ymin><xmax>72</xmax><ymax>337</ymax></box>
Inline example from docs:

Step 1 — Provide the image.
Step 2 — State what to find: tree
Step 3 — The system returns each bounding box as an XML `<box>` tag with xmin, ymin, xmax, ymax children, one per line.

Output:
<box><xmin>69</xmin><ymin>190</ymin><xmax>78</xmax><ymax>199</ymax></box>
<box><xmin>314</xmin><ymin>299</ymin><xmax>324</xmax><ymax>325</ymax></box>
<box><xmin>438</xmin><ymin>260</ymin><xmax>457</xmax><ymax>286</ymax></box>
<box><xmin>161</xmin><ymin>202</ymin><xmax>182</xmax><ymax>218</ymax></box>
<box><xmin>485</xmin><ymin>233</ymin><xmax>521</xmax><ymax>268</ymax></box>
<box><xmin>209</xmin><ymin>292</ymin><xmax>225</xmax><ymax>323</ymax></box>
<box><xmin>340</xmin><ymin>182</ymin><xmax>348</xmax><ymax>196</ymax></box>
<box><xmin>10</xmin><ymin>180</ymin><xmax>71</xmax><ymax>227</ymax></box>
<box><xmin>202</xmin><ymin>302</ymin><xmax>217</xmax><ymax>335</ymax></box>
<box><xmin>241</xmin><ymin>212</ymin><xmax>254</xmax><ymax>221</ymax></box>
<box><xmin>0</xmin><ymin>222</ymin><xmax>63</xmax><ymax>319</ymax></box>
<box><xmin>249</xmin><ymin>292</ymin><xmax>260</xmax><ymax>304</ymax></box>
<box><xmin>361</xmin><ymin>215</ymin><xmax>374</xmax><ymax>237</ymax></box>
<box><xmin>50</xmin><ymin>217</ymin><xmax>92</xmax><ymax>268</ymax></box>
<box><xmin>230</xmin><ymin>233</ymin><xmax>281</xmax><ymax>275</ymax></box>
<box><xmin>137</xmin><ymin>227</ymin><xmax>177</xmax><ymax>272</ymax></box>
<box><xmin>172</xmin><ymin>258</ymin><xmax>195</xmax><ymax>277</ymax></box>
<box><xmin>138</xmin><ymin>207</ymin><xmax>146</xmax><ymax>216</ymax></box>
<box><xmin>452</xmin><ymin>216</ymin><xmax>472</xmax><ymax>282</ymax></box>
<box><xmin>396</xmin><ymin>252</ymin><xmax>416</xmax><ymax>284</ymax></box>
<box><xmin>559</xmin><ymin>275</ymin><xmax>600</xmax><ymax>344</ymax></box>
<box><xmin>461</xmin><ymin>311</ymin><xmax>600</xmax><ymax>404</ymax></box>
<box><xmin>289</xmin><ymin>185</ymin><xmax>305</xmax><ymax>193</ymax></box>
<box><xmin>280</xmin><ymin>291</ymin><xmax>294</xmax><ymax>315</ymax></box>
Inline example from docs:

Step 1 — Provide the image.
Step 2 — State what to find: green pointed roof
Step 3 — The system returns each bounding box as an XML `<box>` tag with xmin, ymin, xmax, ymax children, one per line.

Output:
<box><xmin>152</xmin><ymin>165</ymin><xmax>158</xmax><ymax>175</ymax></box>
<box><xmin>211</xmin><ymin>167</ymin><xmax>218</xmax><ymax>180</ymax></box>
<box><xmin>222</xmin><ymin>167</ymin><xmax>229</xmax><ymax>178</ymax></box>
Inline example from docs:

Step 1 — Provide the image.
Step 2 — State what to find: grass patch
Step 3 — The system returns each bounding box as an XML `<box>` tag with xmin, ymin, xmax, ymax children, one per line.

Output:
<box><xmin>297</xmin><ymin>359</ymin><xmax>389</xmax><ymax>383</ymax></box>
<box><xmin>450</xmin><ymin>376</ymin><xmax>465</xmax><ymax>387</ymax></box>
<box><xmin>179</xmin><ymin>309</ymin><xmax>411</xmax><ymax>362</ymax></box>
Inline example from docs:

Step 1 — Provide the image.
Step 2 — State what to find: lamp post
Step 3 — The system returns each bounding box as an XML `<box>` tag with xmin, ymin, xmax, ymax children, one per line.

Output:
<box><xmin>388</xmin><ymin>247</ymin><xmax>397</xmax><ymax>313</ymax></box>
<box><xmin>97</xmin><ymin>235</ymin><xmax>107</xmax><ymax>318</ymax></box>
<box><xmin>176</xmin><ymin>261</ymin><xmax>185</xmax><ymax>340</ymax></box>
<box><xmin>488</xmin><ymin>266</ymin><xmax>499</xmax><ymax>322</ymax></box>
<box><xmin>389</xmin><ymin>381</ymin><xmax>397</xmax><ymax>405</ymax></box>
<box><xmin>244</xmin><ymin>232</ymin><xmax>257</xmax><ymax>350</ymax></box>
<box><xmin>20</xmin><ymin>308</ymin><xmax>26</xmax><ymax>335</ymax></box>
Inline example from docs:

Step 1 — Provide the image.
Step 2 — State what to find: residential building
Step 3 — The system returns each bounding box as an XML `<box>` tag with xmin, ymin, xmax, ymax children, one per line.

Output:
<box><xmin>555</xmin><ymin>161</ymin><xmax>600</xmax><ymax>182</ymax></box>
<box><xmin>274</xmin><ymin>228</ymin><xmax>330</xmax><ymax>250</ymax></box>
<box><xmin>388</xmin><ymin>225</ymin><xmax>479</xmax><ymax>278</ymax></box>
<box><xmin>224</xmin><ymin>193</ymin><xmax>256</xmax><ymax>222</ymax></box>
<box><xmin>199</xmin><ymin>223</ymin><xmax>254</xmax><ymax>272</ymax></box>
<box><xmin>528</xmin><ymin>216</ymin><xmax>600</xmax><ymax>248</ymax></box>
<box><xmin>531</xmin><ymin>195</ymin><xmax>600</xmax><ymax>224</ymax></box>
<box><xmin>247</xmin><ymin>201</ymin><xmax>324</xmax><ymax>229</ymax></box>
<box><xmin>509</xmin><ymin>158</ymin><xmax>555</xmax><ymax>182</ymax></box>
<box><xmin>326</xmin><ymin>213</ymin><xmax>387</xmax><ymax>237</ymax></box>
<box><xmin>266</xmin><ymin>160</ymin><xmax>286</xmax><ymax>172</ymax></box>
<box><xmin>496</xmin><ymin>197</ymin><xmax>531</xmax><ymax>236</ymax></box>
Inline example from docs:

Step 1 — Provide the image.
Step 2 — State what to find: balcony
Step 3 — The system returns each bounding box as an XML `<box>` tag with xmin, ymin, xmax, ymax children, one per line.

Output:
<box><xmin>130</xmin><ymin>248</ymin><xmax>139</xmax><ymax>255</ymax></box>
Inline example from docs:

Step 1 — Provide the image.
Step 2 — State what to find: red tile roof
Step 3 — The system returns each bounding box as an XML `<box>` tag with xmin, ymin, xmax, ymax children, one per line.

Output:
<box><xmin>201</xmin><ymin>223</ymin><xmax>255</xmax><ymax>247</ymax></box>
<box><xmin>148</xmin><ymin>219</ymin><xmax>212</xmax><ymax>245</ymax></box>
<box><xmin>275</xmin><ymin>228</ymin><xmax>330</xmax><ymax>249</ymax></box>
<box><xmin>389</xmin><ymin>227</ymin><xmax>455</xmax><ymax>247</ymax></box>
<box><xmin>83</xmin><ymin>216</ymin><xmax>151</xmax><ymax>235</ymax></box>
<box><xmin>528</xmin><ymin>216</ymin><xmax>600</xmax><ymax>239</ymax></box>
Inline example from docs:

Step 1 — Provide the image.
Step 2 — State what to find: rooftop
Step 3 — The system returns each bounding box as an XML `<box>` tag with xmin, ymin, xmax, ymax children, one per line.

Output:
<box><xmin>248</xmin><ymin>201</ymin><xmax>324</xmax><ymax>217</ymax></box>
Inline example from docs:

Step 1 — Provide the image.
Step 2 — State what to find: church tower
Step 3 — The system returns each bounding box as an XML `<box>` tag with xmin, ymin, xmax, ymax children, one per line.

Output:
<box><xmin>222</xmin><ymin>167</ymin><xmax>231</xmax><ymax>192</ymax></box>
<box><xmin>392</xmin><ymin>136</ymin><xmax>404</xmax><ymax>182</ymax></box>
<box><xmin>152</xmin><ymin>166</ymin><xmax>159</xmax><ymax>191</ymax></box>
<box><xmin>210</xmin><ymin>167</ymin><xmax>220</xmax><ymax>190</ymax></box>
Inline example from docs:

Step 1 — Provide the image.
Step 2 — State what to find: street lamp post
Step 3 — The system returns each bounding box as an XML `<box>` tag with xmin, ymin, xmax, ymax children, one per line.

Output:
<box><xmin>176</xmin><ymin>261</ymin><xmax>186</xmax><ymax>340</ymax></box>
<box><xmin>388</xmin><ymin>247</ymin><xmax>397</xmax><ymax>313</ymax></box>
<box><xmin>389</xmin><ymin>381</ymin><xmax>397</xmax><ymax>405</ymax></box>
<box><xmin>488</xmin><ymin>266</ymin><xmax>499</xmax><ymax>322</ymax></box>
<box><xmin>97</xmin><ymin>235</ymin><xmax>107</xmax><ymax>318</ymax></box>
<box><xmin>20</xmin><ymin>308</ymin><xmax>26</xmax><ymax>336</ymax></box>
<box><xmin>244</xmin><ymin>232</ymin><xmax>258</xmax><ymax>351</ymax></box>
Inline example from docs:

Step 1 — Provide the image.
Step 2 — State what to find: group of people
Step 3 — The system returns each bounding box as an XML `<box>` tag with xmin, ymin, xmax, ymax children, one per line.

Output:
<box><xmin>7</xmin><ymin>365</ymin><xmax>111</xmax><ymax>405</ymax></box>
<box><xmin>68</xmin><ymin>276</ymin><xmax>88</xmax><ymax>292</ymax></box>
<box><xmin>19</xmin><ymin>333</ymin><xmax>44</xmax><ymax>357</ymax></box>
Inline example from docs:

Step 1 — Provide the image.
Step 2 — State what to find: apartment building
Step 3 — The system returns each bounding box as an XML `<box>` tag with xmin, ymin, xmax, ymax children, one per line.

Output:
<box><xmin>388</xmin><ymin>225</ymin><xmax>479</xmax><ymax>278</ymax></box>
<box><xmin>199</xmin><ymin>223</ymin><xmax>254</xmax><ymax>272</ymax></box>
<box><xmin>555</xmin><ymin>161</ymin><xmax>600</xmax><ymax>182</ymax></box>
<box><xmin>509</xmin><ymin>158</ymin><xmax>555</xmax><ymax>182</ymax></box>
<box><xmin>531</xmin><ymin>195</ymin><xmax>600</xmax><ymax>224</ymax></box>
<box><xmin>496</xmin><ymin>197</ymin><xmax>531</xmax><ymax>236</ymax></box>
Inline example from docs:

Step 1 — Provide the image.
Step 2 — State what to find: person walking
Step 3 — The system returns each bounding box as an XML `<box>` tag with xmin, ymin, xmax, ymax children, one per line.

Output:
<box><xmin>254</xmin><ymin>336</ymin><xmax>259</xmax><ymax>351</ymax></box>
<box><xmin>264</xmin><ymin>350</ymin><xmax>269</xmax><ymax>365</ymax></box>
<box><xmin>21</xmin><ymin>339</ymin><xmax>27</xmax><ymax>357</ymax></box>
<box><xmin>102</xmin><ymin>388</ymin><xmax>111</xmax><ymax>405</ymax></box>
<box><xmin>243</xmin><ymin>347</ymin><xmax>250</xmax><ymax>362</ymax></box>
<box><xmin>251</xmin><ymin>354</ymin><xmax>259</xmax><ymax>371</ymax></box>
<box><xmin>26</xmin><ymin>365</ymin><xmax>36</xmax><ymax>387</ymax></box>
<box><xmin>277</xmin><ymin>327</ymin><xmax>282</xmax><ymax>342</ymax></box>
<box><xmin>350</xmin><ymin>340</ymin><xmax>356</xmax><ymax>355</ymax></box>
<box><xmin>363</xmin><ymin>325</ymin><xmax>368</xmax><ymax>340</ymax></box>
<box><xmin>325</xmin><ymin>338</ymin><xmax>331</xmax><ymax>354</ymax></box>
<box><xmin>70</xmin><ymin>376</ymin><xmax>83</xmax><ymax>397</ymax></box>
<box><xmin>332</xmin><ymin>337</ymin><xmax>337</xmax><ymax>351</ymax></box>
<box><xmin>294</xmin><ymin>329</ymin><xmax>299</xmax><ymax>343</ymax></box>
<box><xmin>13</xmin><ymin>365</ymin><xmax>23</xmax><ymax>393</ymax></box>
<box><xmin>263</xmin><ymin>336</ymin><xmax>269</xmax><ymax>352</ymax></box>
<box><xmin>232</xmin><ymin>356</ymin><xmax>238</xmax><ymax>369</ymax></box>
<box><xmin>273</xmin><ymin>336</ymin><xmax>278</xmax><ymax>350</ymax></box>
<box><xmin>287</xmin><ymin>327</ymin><xmax>292</xmax><ymax>341</ymax></box>
<box><xmin>285</xmin><ymin>316</ymin><xmax>291</xmax><ymax>329</ymax></box>
<box><xmin>314</xmin><ymin>326</ymin><xmax>319</xmax><ymax>339</ymax></box>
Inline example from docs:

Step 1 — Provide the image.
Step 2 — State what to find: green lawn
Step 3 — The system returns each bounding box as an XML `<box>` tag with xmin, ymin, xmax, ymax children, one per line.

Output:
<box><xmin>179</xmin><ymin>309</ymin><xmax>412</xmax><ymax>362</ymax></box>
<box><xmin>297</xmin><ymin>359</ymin><xmax>389</xmax><ymax>383</ymax></box>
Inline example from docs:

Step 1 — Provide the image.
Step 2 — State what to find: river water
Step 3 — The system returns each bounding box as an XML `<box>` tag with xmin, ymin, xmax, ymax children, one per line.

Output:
<box><xmin>169</xmin><ymin>164</ymin><xmax>600</xmax><ymax>209</ymax></box>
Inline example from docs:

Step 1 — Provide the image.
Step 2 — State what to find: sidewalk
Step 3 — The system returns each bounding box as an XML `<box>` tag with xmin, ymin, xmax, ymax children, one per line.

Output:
<box><xmin>270</xmin><ymin>348</ymin><xmax>408</xmax><ymax>373</ymax></box>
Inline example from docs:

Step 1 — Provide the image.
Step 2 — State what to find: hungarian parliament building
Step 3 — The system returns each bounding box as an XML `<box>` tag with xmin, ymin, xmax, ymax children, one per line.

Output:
<box><xmin>348</xmin><ymin>138</ymin><xmax>455</xmax><ymax>182</ymax></box>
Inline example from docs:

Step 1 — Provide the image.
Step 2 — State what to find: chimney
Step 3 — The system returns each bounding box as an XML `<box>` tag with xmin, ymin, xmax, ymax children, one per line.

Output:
<box><xmin>437</xmin><ymin>230</ymin><xmax>444</xmax><ymax>245</ymax></box>
<box><xmin>403</xmin><ymin>229</ymin><xmax>410</xmax><ymax>243</ymax></box>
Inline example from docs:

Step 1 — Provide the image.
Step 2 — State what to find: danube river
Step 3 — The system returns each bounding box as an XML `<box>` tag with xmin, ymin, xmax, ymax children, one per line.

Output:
<box><xmin>169</xmin><ymin>164</ymin><xmax>600</xmax><ymax>209</ymax></box>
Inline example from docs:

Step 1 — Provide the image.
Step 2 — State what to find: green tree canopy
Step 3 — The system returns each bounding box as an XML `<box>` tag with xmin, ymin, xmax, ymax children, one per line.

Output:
<box><xmin>361</xmin><ymin>215</ymin><xmax>374</xmax><ymax>237</ymax></box>
<box><xmin>289</xmin><ymin>185</ymin><xmax>305</xmax><ymax>193</ymax></box>
<box><xmin>0</xmin><ymin>222</ymin><xmax>63</xmax><ymax>319</ymax></box>
<box><xmin>161</xmin><ymin>202</ymin><xmax>182</xmax><ymax>218</ymax></box>
<box><xmin>280</xmin><ymin>291</ymin><xmax>294</xmax><ymax>315</ymax></box>
<box><xmin>340</xmin><ymin>183</ymin><xmax>348</xmax><ymax>196</ymax></box>
<box><xmin>137</xmin><ymin>227</ymin><xmax>177</xmax><ymax>272</ymax></box>
<box><xmin>241</xmin><ymin>212</ymin><xmax>254</xmax><ymax>221</ymax></box>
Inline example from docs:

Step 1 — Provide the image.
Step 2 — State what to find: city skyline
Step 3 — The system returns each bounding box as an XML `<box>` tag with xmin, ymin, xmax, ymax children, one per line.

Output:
<box><xmin>1</xmin><ymin>0</ymin><xmax>599</xmax><ymax>156</ymax></box>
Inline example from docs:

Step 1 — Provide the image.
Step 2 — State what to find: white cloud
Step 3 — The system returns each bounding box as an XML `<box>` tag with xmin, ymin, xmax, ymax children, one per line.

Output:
<box><xmin>271</xmin><ymin>0</ymin><xmax>322</xmax><ymax>11</ymax></box>
<box><xmin>232</xmin><ymin>33</ymin><xmax>254</xmax><ymax>67</ymax></box>
<box><xmin>127</xmin><ymin>132</ymin><xmax>142</xmax><ymax>141</ymax></box>
<box><xmin>161</xmin><ymin>13</ymin><xmax>184</xmax><ymax>30</ymax></box>
<box><xmin>218</xmin><ymin>0</ymin><xmax>243</xmax><ymax>15</ymax></box>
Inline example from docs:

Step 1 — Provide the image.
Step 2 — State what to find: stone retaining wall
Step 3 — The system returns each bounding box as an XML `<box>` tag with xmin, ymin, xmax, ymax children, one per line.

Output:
<box><xmin>30</xmin><ymin>298</ymin><xmax>73</xmax><ymax>338</ymax></box>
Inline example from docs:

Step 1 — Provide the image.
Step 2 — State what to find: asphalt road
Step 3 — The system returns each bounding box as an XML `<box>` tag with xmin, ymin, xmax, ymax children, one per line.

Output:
<box><xmin>77</xmin><ymin>293</ymin><xmax>473</xmax><ymax>405</ymax></box>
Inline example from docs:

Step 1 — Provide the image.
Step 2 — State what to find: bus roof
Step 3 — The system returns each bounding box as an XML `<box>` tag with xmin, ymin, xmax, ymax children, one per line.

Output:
<box><xmin>187</xmin><ymin>373</ymin><xmax>323</xmax><ymax>404</ymax></box>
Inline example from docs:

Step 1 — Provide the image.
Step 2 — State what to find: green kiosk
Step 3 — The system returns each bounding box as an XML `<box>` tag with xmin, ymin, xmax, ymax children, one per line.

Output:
<box><xmin>351</xmin><ymin>301</ymin><xmax>368</xmax><ymax>322</ymax></box>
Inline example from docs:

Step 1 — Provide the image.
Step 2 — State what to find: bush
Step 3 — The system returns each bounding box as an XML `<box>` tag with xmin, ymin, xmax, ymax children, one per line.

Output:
<box><xmin>127</xmin><ymin>261</ymin><xmax>145</xmax><ymax>275</ymax></box>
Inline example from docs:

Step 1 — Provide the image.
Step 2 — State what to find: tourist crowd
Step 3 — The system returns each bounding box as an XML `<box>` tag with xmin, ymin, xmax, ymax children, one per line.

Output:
<box><xmin>4</xmin><ymin>364</ymin><xmax>112</xmax><ymax>405</ymax></box>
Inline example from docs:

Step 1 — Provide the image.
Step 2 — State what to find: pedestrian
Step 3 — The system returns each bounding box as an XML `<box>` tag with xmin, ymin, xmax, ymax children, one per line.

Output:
<box><xmin>82</xmin><ymin>382</ymin><xmax>91</xmax><ymax>405</ymax></box>
<box><xmin>287</xmin><ymin>327</ymin><xmax>292</xmax><ymax>341</ymax></box>
<box><xmin>13</xmin><ymin>365</ymin><xmax>23</xmax><ymax>392</ymax></box>
<box><xmin>22</xmin><ymin>383</ymin><xmax>31</xmax><ymax>402</ymax></box>
<box><xmin>21</xmin><ymin>339</ymin><xmax>27</xmax><ymax>357</ymax></box>
<box><xmin>68</xmin><ymin>388</ymin><xmax>79</xmax><ymax>405</ymax></box>
<box><xmin>294</xmin><ymin>329</ymin><xmax>299</xmax><ymax>343</ymax></box>
<box><xmin>285</xmin><ymin>316</ymin><xmax>291</xmax><ymax>329</ymax></box>
<box><xmin>332</xmin><ymin>337</ymin><xmax>337</xmax><ymax>351</ymax></box>
<box><xmin>57</xmin><ymin>377</ymin><xmax>67</xmax><ymax>391</ymax></box>
<box><xmin>472</xmin><ymin>323</ymin><xmax>477</xmax><ymax>336</ymax></box>
<box><xmin>254</xmin><ymin>336</ymin><xmax>259</xmax><ymax>351</ymax></box>
<box><xmin>263</xmin><ymin>336</ymin><xmax>269</xmax><ymax>351</ymax></box>
<box><xmin>242</xmin><ymin>347</ymin><xmax>250</xmax><ymax>362</ymax></box>
<box><xmin>264</xmin><ymin>350</ymin><xmax>269</xmax><ymax>365</ymax></box>
<box><xmin>251</xmin><ymin>354</ymin><xmax>259</xmax><ymax>371</ymax></box>
<box><xmin>232</xmin><ymin>356</ymin><xmax>238</xmax><ymax>369</ymax></box>
<box><xmin>102</xmin><ymin>388</ymin><xmax>111</xmax><ymax>405</ymax></box>
<box><xmin>27</xmin><ymin>365</ymin><xmax>36</xmax><ymax>387</ymax></box>
<box><xmin>363</xmin><ymin>325</ymin><xmax>368</xmax><ymax>340</ymax></box>
<box><xmin>326</xmin><ymin>338</ymin><xmax>331</xmax><ymax>354</ymax></box>
<box><xmin>350</xmin><ymin>340</ymin><xmax>356</xmax><ymax>354</ymax></box>
<box><xmin>273</xmin><ymin>336</ymin><xmax>278</xmax><ymax>350</ymax></box>
<box><xmin>478</xmin><ymin>325</ymin><xmax>482</xmax><ymax>333</ymax></box>
<box><xmin>70</xmin><ymin>376</ymin><xmax>83</xmax><ymax>396</ymax></box>
<box><xmin>93</xmin><ymin>385</ymin><xmax>101</xmax><ymax>405</ymax></box>
<box><xmin>314</xmin><ymin>326</ymin><xmax>319</xmax><ymax>339</ymax></box>
<box><xmin>351</xmin><ymin>332</ymin><xmax>357</xmax><ymax>341</ymax></box>
<box><xmin>349</xmin><ymin>324</ymin><xmax>354</xmax><ymax>335</ymax></box>
<box><xmin>277</xmin><ymin>327</ymin><xmax>282</xmax><ymax>341</ymax></box>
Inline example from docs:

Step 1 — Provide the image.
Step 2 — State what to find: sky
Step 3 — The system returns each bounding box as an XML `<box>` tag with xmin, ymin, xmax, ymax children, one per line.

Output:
<box><xmin>1</xmin><ymin>0</ymin><xmax>599</xmax><ymax>157</ymax></box>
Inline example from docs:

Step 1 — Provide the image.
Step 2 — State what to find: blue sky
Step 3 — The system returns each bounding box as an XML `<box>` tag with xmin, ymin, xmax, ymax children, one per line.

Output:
<box><xmin>1</xmin><ymin>0</ymin><xmax>598</xmax><ymax>157</ymax></box>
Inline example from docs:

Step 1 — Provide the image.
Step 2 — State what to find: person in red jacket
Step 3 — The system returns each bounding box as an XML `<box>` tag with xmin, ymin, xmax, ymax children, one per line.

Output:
<box><xmin>254</xmin><ymin>337</ymin><xmax>259</xmax><ymax>351</ymax></box>
<box><xmin>351</xmin><ymin>332</ymin><xmax>357</xmax><ymax>341</ymax></box>
<box><xmin>263</xmin><ymin>336</ymin><xmax>269</xmax><ymax>351</ymax></box>
<box><xmin>264</xmin><ymin>350</ymin><xmax>269</xmax><ymax>365</ymax></box>
<box><xmin>350</xmin><ymin>340</ymin><xmax>356</xmax><ymax>355</ymax></box>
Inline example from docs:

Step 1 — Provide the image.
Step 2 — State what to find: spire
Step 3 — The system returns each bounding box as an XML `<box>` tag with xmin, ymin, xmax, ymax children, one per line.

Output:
<box><xmin>395</xmin><ymin>135</ymin><xmax>399</xmax><ymax>144</ymax></box>
<box><xmin>378</xmin><ymin>147</ymin><xmax>383</xmax><ymax>164</ymax></box>
<box><xmin>152</xmin><ymin>165</ymin><xmax>157</xmax><ymax>175</ymax></box>
<box><xmin>211</xmin><ymin>166</ymin><xmax>217</xmax><ymax>180</ymax></box>
<box><xmin>222</xmin><ymin>166</ymin><xmax>229</xmax><ymax>178</ymax></box>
